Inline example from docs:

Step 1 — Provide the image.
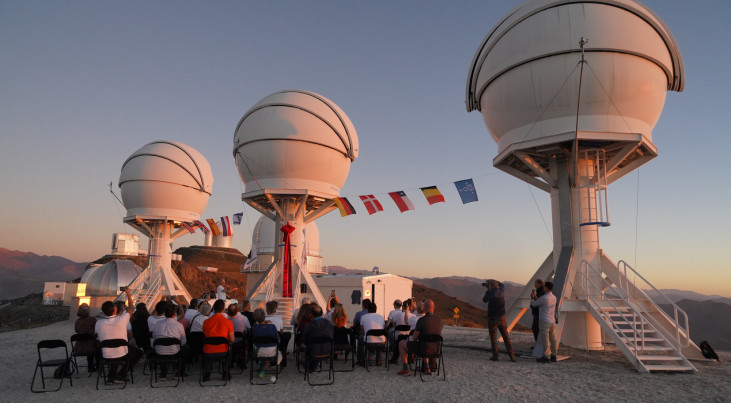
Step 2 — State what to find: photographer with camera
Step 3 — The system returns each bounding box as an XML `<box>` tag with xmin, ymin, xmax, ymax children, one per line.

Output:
<box><xmin>482</xmin><ymin>279</ymin><xmax>516</xmax><ymax>362</ymax></box>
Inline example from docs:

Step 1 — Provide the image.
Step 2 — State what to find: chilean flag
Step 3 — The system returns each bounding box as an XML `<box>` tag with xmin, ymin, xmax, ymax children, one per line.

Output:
<box><xmin>388</xmin><ymin>191</ymin><xmax>415</xmax><ymax>213</ymax></box>
<box><xmin>359</xmin><ymin>194</ymin><xmax>384</xmax><ymax>215</ymax></box>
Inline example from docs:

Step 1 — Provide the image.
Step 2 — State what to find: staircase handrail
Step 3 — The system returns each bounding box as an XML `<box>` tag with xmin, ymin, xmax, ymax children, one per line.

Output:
<box><xmin>248</xmin><ymin>258</ymin><xmax>280</xmax><ymax>302</ymax></box>
<box><xmin>616</xmin><ymin>260</ymin><xmax>690</xmax><ymax>349</ymax></box>
<box><xmin>579</xmin><ymin>260</ymin><xmax>648</xmax><ymax>353</ymax></box>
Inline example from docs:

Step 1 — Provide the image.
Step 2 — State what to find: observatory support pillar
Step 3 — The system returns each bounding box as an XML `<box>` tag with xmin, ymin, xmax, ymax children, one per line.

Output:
<box><xmin>550</xmin><ymin>157</ymin><xmax>604</xmax><ymax>350</ymax></box>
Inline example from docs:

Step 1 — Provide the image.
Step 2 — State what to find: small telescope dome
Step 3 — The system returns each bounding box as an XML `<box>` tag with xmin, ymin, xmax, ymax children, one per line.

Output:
<box><xmin>119</xmin><ymin>140</ymin><xmax>213</xmax><ymax>221</ymax></box>
<box><xmin>234</xmin><ymin>90</ymin><xmax>359</xmax><ymax>198</ymax></box>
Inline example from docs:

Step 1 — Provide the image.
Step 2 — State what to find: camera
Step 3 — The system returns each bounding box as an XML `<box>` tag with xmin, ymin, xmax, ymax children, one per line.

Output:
<box><xmin>119</xmin><ymin>286</ymin><xmax>127</xmax><ymax>292</ymax></box>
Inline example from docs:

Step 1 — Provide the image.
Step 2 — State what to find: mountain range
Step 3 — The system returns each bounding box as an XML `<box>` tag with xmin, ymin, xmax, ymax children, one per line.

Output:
<box><xmin>0</xmin><ymin>248</ymin><xmax>86</xmax><ymax>300</ymax></box>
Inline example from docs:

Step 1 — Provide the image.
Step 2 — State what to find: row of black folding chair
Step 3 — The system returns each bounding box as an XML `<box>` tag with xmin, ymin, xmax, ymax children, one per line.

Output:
<box><xmin>31</xmin><ymin>339</ymin><xmax>73</xmax><ymax>393</ymax></box>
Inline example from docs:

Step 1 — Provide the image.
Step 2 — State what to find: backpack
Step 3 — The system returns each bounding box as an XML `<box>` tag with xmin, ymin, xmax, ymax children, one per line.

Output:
<box><xmin>53</xmin><ymin>357</ymin><xmax>75</xmax><ymax>379</ymax></box>
<box><xmin>699</xmin><ymin>340</ymin><xmax>719</xmax><ymax>360</ymax></box>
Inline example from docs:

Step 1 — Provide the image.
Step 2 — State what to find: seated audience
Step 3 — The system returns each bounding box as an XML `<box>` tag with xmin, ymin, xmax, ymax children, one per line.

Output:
<box><xmin>150</xmin><ymin>303</ymin><xmax>189</xmax><ymax>378</ymax></box>
<box><xmin>252</xmin><ymin>308</ymin><xmax>281</xmax><ymax>378</ymax></box>
<box><xmin>201</xmin><ymin>299</ymin><xmax>234</xmax><ymax>382</ymax></box>
<box><xmin>303</xmin><ymin>304</ymin><xmax>334</xmax><ymax>373</ymax></box>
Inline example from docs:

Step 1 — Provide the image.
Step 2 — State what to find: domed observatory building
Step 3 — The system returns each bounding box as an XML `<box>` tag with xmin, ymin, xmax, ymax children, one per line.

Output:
<box><xmin>234</xmin><ymin>90</ymin><xmax>358</xmax><ymax>318</ymax></box>
<box><xmin>118</xmin><ymin>140</ymin><xmax>213</xmax><ymax>306</ymax></box>
<box><xmin>466</xmin><ymin>0</ymin><xmax>701</xmax><ymax>371</ymax></box>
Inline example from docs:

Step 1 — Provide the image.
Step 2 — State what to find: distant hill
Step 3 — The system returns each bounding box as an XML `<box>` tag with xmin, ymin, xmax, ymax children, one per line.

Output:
<box><xmin>660</xmin><ymin>299</ymin><xmax>731</xmax><ymax>351</ymax></box>
<box><xmin>648</xmin><ymin>289</ymin><xmax>731</xmax><ymax>306</ymax></box>
<box><xmin>0</xmin><ymin>248</ymin><xmax>86</xmax><ymax>300</ymax></box>
<box><xmin>323</xmin><ymin>265</ymin><xmax>369</xmax><ymax>275</ymax></box>
<box><xmin>410</xmin><ymin>275</ymin><xmax>524</xmax><ymax>309</ymax></box>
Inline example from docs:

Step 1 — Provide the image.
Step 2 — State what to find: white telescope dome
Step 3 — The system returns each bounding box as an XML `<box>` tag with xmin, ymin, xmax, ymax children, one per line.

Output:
<box><xmin>119</xmin><ymin>140</ymin><xmax>213</xmax><ymax>221</ymax></box>
<box><xmin>84</xmin><ymin>260</ymin><xmax>142</xmax><ymax>297</ymax></box>
<box><xmin>466</xmin><ymin>0</ymin><xmax>684</xmax><ymax>156</ymax></box>
<box><xmin>233</xmin><ymin>90</ymin><xmax>359</xmax><ymax>198</ymax></box>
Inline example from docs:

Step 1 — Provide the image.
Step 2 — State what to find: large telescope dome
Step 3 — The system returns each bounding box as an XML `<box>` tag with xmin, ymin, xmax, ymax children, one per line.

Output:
<box><xmin>466</xmin><ymin>0</ymin><xmax>684</xmax><ymax>158</ymax></box>
<box><xmin>233</xmin><ymin>90</ymin><xmax>359</xmax><ymax>198</ymax></box>
<box><xmin>119</xmin><ymin>140</ymin><xmax>213</xmax><ymax>222</ymax></box>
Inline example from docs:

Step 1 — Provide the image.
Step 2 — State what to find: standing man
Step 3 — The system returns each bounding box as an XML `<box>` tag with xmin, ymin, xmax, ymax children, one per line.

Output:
<box><xmin>531</xmin><ymin>281</ymin><xmax>558</xmax><ymax>363</ymax></box>
<box><xmin>530</xmin><ymin>279</ymin><xmax>546</xmax><ymax>342</ymax></box>
<box><xmin>482</xmin><ymin>279</ymin><xmax>516</xmax><ymax>362</ymax></box>
<box><xmin>217</xmin><ymin>278</ymin><xmax>238</xmax><ymax>301</ymax></box>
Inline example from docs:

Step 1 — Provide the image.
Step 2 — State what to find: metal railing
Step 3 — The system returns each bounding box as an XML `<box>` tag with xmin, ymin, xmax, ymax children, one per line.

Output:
<box><xmin>247</xmin><ymin>258</ymin><xmax>280</xmax><ymax>303</ymax></box>
<box><xmin>579</xmin><ymin>260</ymin><xmax>648</xmax><ymax>353</ymax></box>
<box><xmin>617</xmin><ymin>260</ymin><xmax>691</xmax><ymax>349</ymax></box>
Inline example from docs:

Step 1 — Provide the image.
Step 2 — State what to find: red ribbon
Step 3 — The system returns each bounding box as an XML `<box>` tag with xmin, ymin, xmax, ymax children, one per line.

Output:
<box><xmin>281</xmin><ymin>223</ymin><xmax>295</xmax><ymax>298</ymax></box>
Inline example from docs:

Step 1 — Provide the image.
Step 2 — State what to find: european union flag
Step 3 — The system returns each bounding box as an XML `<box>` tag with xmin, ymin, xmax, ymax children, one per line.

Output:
<box><xmin>454</xmin><ymin>178</ymin><xmax>478</xmax><ymax>204</ymax></box>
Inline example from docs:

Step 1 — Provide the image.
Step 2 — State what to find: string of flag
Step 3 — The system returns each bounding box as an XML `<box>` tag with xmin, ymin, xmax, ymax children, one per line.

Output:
<box><xmin>333</xmin><ymin>178</ymin><xmax>478</xmax><ymax>217</ymax></box>
<box><xmin>179</xmin><ymin>177</ymin><xmax>481</xmax><ymax>232</ymax></box>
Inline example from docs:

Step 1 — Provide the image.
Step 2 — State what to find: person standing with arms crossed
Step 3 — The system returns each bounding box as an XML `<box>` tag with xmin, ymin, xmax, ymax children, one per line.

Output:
<box><xmin>531</xmin><ymin>281</ymin><xmax>558</xmax><ymax>363</ymax></box>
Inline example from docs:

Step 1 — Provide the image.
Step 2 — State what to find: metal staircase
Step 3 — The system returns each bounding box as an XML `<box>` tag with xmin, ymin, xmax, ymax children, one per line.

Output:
<box><xmin>578</xmin><ymin>259</ymin><xmax>697</xmax><ymax>373</ymax></box>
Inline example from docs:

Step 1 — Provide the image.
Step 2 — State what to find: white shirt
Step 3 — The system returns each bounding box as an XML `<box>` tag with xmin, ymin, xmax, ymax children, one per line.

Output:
<box><xmin>190</xmin><ymin>314</ymin><xmax>207</xmax><ymax>333</ymax></box>
<box><xmin>95</xmin><ymin>311</ymin><xmax>130</xmax><ymax>359</ymax></box>
<box><xmin>217</xmin><ymin>285</ymin><xmax>226</xmax><ymax>300</ymax></box>
<box><xmin>531</xmin><ymin>291</ymin><xmax>557</xmax><ymax>323</ymax></box>
<box><xmin>387</xmin><ymin>309</ymin><xmax>405</xmax><ymax>326</ymax></box>
<box><xmin>151</xmin><ymin>317</ymin><xmax>186</xmax><ymax>355</ymax></box>
<box><xmin>360</xmin><ymin>312</ymin><xmax>385</xmax><ymax>343</ymax></box>
<box><xmin>265</xmin><ymin>314</ymin><xmax>283</xmax><ymax>332</ymax></box>
<box><xmin>183</xmin><ymin>308</ymin><xmax>199</xmax><ymax>323</ymax></box>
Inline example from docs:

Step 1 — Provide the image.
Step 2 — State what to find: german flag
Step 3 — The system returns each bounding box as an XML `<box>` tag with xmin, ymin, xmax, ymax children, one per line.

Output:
<box><xmin>333</xmin><ymin>197</ymin><xmax>356</xmax><ymax>217</ymax></box>
<box><xmin>421</xmin><ymin>186</ymin><xmax>445</xmax><ymax>205</ymax></box>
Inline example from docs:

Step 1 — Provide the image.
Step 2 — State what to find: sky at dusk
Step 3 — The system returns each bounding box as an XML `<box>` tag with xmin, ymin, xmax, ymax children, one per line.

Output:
<box><xmin>1</xmin><ymin>1</ymin><xmax>729</xmax><ymax>296</ymax></box>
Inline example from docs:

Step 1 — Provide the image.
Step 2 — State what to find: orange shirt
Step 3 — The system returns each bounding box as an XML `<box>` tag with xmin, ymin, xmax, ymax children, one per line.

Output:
<box><xmin>202</xmin><ymin>313</ymin><xmax>233</xmax><ymax>354</ymax></box>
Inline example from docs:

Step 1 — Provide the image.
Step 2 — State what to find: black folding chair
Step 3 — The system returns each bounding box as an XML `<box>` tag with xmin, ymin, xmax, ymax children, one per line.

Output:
<box><xmin>413</xmin><ymin>334</ymin><xmax>445</xmax><ymax>381</ymax></box>
<box><xmin>200</xmin><ymin>337</ymin><xmax>230</xmax><ymax>387</ymax></box>
<box><xmin>304</xmin><ymin>336</ymin><xmax>334</xmax><ymax>386</ymax></box>
<box><xmin>333</xmin><ymin>327</ymin><xmax>355</xmax><ymax>372</ymax></box>
<box><xmin>150</xmin><ymin>338</ymin><xmax>183</xmax><ymax>388</ymax></box>
<box><xmin>392</xmin><ymin>325</ymin><xmax>410</xmax><ymax>363</ymax></box>
<box><xmin>188</xmin><ymin>331</ymin><xmax>205</xmax><ymax>369</ymax></box>
<box><xmin>250</xmin><ymin>336</ymin><xmax>280</xmax><ymax>385</ymax></box>
<box><xmin>70</xmin><ymin>333</ymin><xmax>96</xmax><ymax>377</ymax></box>
<box><xmin>97</xmin><ymin>339</ymin><xmax>134</xmax><ymax>390</ymax></box>
<box><xmin>231</xmin><ymin>331</ymin><xmax>248</xmax><ymax>374</ymax></box>
<box><xmin>364</xmin><ymin>329</ymin><xmax>389</xmax><ymax>372</ymax></box>
<box><xmin>31</xmin><ymin>339</ymin><xmax>72</xmax><ymax>393</ymax></box>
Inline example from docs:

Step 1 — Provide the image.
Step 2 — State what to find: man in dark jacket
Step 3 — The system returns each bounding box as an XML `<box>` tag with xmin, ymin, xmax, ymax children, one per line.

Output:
<box><xmin>531</xmin><ymin>279</ymin><xmax>546</xmax><ymax>341</ymax></box>
<box><xmin>482</xmin><ymin>279</ymin><xmax>515</xmax><ymax>362</ymax></box>
<box><xmin>303</xmin><ymin>305</ymin><xmax>334</xmax><ymax>372</ymax></box>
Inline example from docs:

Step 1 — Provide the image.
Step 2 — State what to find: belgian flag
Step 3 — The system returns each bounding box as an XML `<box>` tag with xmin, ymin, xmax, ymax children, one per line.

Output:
<box><xmin>420</xmin><ymin>186</ymin><xmax>445</xmax><ymax>205</ymax></box>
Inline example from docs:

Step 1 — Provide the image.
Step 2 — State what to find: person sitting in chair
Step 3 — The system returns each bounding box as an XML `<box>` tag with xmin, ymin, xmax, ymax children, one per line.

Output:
<box><xmin>150</xmin><ymin>303</ymin><xmax>189</xmax><ymax>379</ymax></box>
<box><xmin>303</xmin><ymin>304</ymin><xmax>334</xmax><ymax>373</ymax></box>
<box><xmin>95</xmin><ymin>288</ymin><xmax>142</xmax><ymax>384</ymax></box>
<box><xmin>202</xmin><ymin>299</ymin><xmax>234</xmax><ymax>382</ymax></box>
<box><xmin>359</xmin><ymin>302</ymin><xmax>385</xmax><ymax>366</ymax></box>
<box><xmin>252</xmin><ymin>308</ymin><xmax>281</xmax><ymax>378</ymax></box>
